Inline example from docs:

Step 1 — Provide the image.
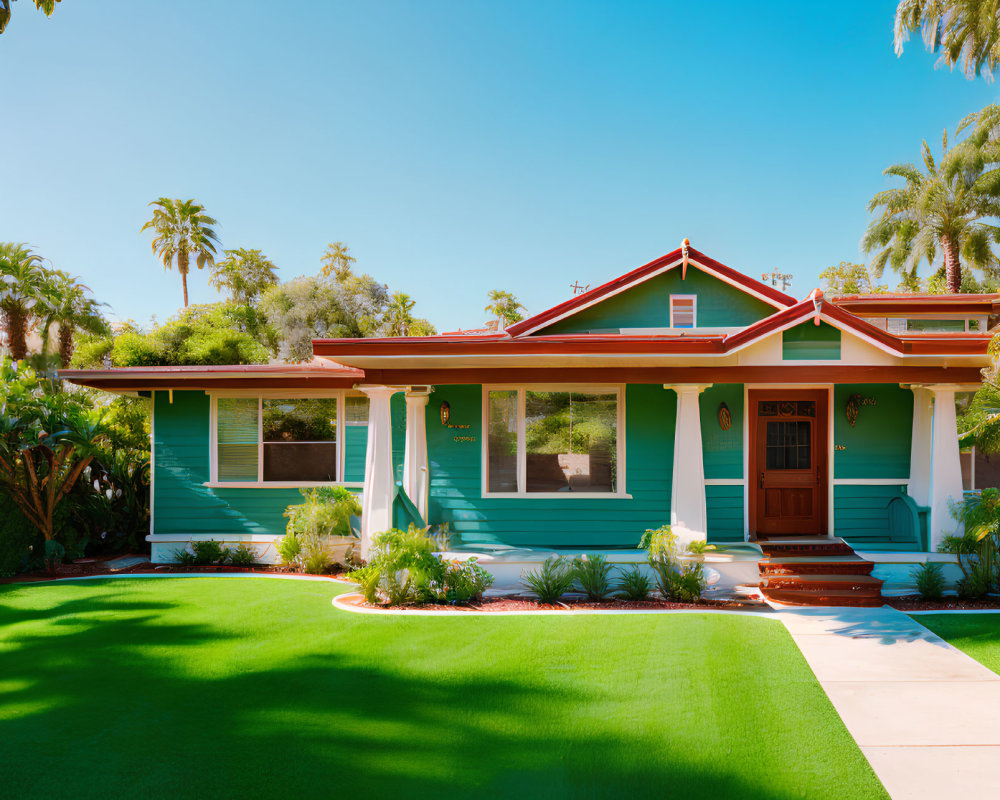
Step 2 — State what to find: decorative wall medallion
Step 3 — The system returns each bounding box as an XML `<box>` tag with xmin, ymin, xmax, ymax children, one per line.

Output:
<box><xmin>718</xmin><ymin>402</ymin><xmax>732</xmax><ymax>431</ymax></box>
<box><xmin>845</xmin><ymin>394</ymin><xmax>861</xmax><ymax>427</ymax></box>
<box><xmin>440</xmin><ymin>400</ymin><xmax>450</xmax><ymax>425</ymax></box>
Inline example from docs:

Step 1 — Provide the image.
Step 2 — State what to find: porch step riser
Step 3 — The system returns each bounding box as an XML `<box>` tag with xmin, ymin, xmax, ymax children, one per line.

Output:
<box><xmin>761</xmin><ymin>589</ymin><xmax>884</xmax><ymax>608</ymax></box>
<box><xmin>757</xmin><ymin>537</ymin><xmax>884</xmax><ymax>608</ymax></box>
<box><xmin>759</xmin><ymin>562</ymin><xmax>875</xmax><ymax>577</ymax></box>
<box><xmin>759</xmin><ymin>544</ymin><xmax>854</xmax><ymax>558</ymax></box>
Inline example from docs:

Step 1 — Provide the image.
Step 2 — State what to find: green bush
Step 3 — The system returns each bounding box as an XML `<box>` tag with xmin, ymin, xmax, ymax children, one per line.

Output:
<box><xmin>616</xmin><ymin>564</ymin><xmax>651</xmax><ymax>601</ymax></box>
<box><xmin>111</xmin><ymin>332</ymin><xmax>162</xmax><ymax>367</ymax></box>
<box><xmin>0</xmin><ymin>492</ymin><xmax>36</xmax><ymax>577</ymax></box>
<box><xmin>913</xmin><ymin>562</ymin><xmax>946</xmax><ymax>600</ymax></box>
<box><xmin>191</xmin><ymin>539</ymin><xmax>228</xmax><ymax>566</ymax></box>
<box><xmin>642</xmin><ymin>524</ymin><xmax>706</xmax><ymax>602</ymax></box>
<box><xmin>275</xmin><ymin>530</ymin><xmax>301</xmax><ymax>566</ymax></box>
<box><xmin>44</xmin><ymin>540</ymin><xmax>65</xmax><ymax>572</ymax></box>
<box><xmin>521</xmin><ymin>556</ymin><xmax>576</xmax><ymax>604</ymax></box>
<box><xmin>173</xmin><ymin>547</ymin><xmax>197</xmax><ymax>566</ymax></box>
<box><xmin>573</xmin><ymin>553</ymin><xmax>613</xmax><ymax>600</ymax></box>
<box><xmin>436</xmin><ymin>558</ymin><xmax>494</xmax><ymax>603</ymax></box>
<box><xmin>347</xmin><ymin>564</ymin><xmax>381</xmax><ymax>604</ymax></box>
<box><xmin>229</xmin><ymin>543</ymin><xmax>258</xmax><ymax>567</ymax></box>
<box><xmin>278</xmin><ymin>487</ymin><xmax>361</xmax><ymax>572</ymax></box>
<box><xmin>299</xmin><ymin>534</ymin><xmax>335</xmax><ymax>575</ymax></box>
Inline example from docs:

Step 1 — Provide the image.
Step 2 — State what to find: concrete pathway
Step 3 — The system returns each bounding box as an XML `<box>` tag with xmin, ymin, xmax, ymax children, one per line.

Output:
<box><xmin>778</xmin><ymin>607</ymin><xmax>1000</xmax><ymax>800</ymax></box>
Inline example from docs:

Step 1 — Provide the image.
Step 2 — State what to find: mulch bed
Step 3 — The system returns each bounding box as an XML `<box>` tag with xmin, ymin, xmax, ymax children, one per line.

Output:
<box><xmin>338</xmin><ymin>593</ymin><xmax>762</xmax><ymax>613</ymax></box>
<box><xmin>885</xmin><ymin>595</ymin><xmax>1000</xmax><ymax>611</ymax></box>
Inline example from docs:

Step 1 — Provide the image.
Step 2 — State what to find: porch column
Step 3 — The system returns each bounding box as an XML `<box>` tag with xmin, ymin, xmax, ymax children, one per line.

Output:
<box><xmin>359</xmin><ymin>385</ymin><xmax>401</xmax><ymax>561</ymax></box>
<box><xmin>928</xmin><ymin>385</ymin><xmax>964</xmax><ymax>551</ymax></box>
<box><xmin>403</xmin><ymin>390</ymin><xmax>431</xmax><ymax>522</ymax></box>
<box><xmin>908</xmin><ymin>386</ymin><xmax>933</xmax><ymax>507</ymax></box>
<box><xmin>667</xmin><ymin>384</ymin><xmax>711</xmax><ymax>547</ymax></box>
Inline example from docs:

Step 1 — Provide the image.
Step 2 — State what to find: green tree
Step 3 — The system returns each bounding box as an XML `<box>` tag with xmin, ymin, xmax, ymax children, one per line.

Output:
<box><xmin>320</xmin><ymin>241</ymin><xmax>357</xmax><ymax>281</ymax></box>
<box><xmin>40</xmin><ymin>271</ymin><xmax>109</xmax><ymax>367</ymax></box>
<box><xmin>485</xmin><ymin>289</ymin><xmax>526</xmax><ymax>328</ymax></box>
<box><xmin>259</xmin><ymin>276</ymin><xmax>360</xmax><ymax>362</ymax></box>
<box><xmin>818</xmin><ymin>262</ymin><xmax>888</xmax><ymax>294</ymax></box>
<box><xmin>0</xmin><ymin>0</ymin><xmax>60</xmax><ymax>34</ymax></box>
<box><xmin>386</xmin><ymin>291</ymin><xmax>416</xmax><ymax>336</ymax></box>
<box><xmin>0</xmin><ymin>242</ymin><xmax>51</xmax><ymax>361</ymax></box>
<box><xmin>141</xmin><ymin>198</ymin><xmax>221</xmax><ymax>309</ymax></box>
<box><xmin>862</xmin><ymin>129</ymin><xmax>1000</xmax><ymax>293</ymax></box>
<box><xmin>895</xmin><ymin>0</ymin><xmax>1000</xmax><ymax>79</ymax></box>
<box><xmin>209</xmin><ymin>248</ymin><xmax>279</xmax><ymax>305</ymax></box>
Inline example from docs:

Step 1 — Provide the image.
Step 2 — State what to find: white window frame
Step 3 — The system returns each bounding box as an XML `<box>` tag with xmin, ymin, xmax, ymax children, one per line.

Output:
<box><xmin>480</xmin><ymin>384</ymin><xmax>630</xmax><ymax>499</ymax></box>
<box><xmin>206</xmin><ymin>390</ymin><xmax>366</xmax><ymax>489</ymax></box>
<box><xmin>669</xmin><ymin>294</ymin><xmax>697</xmax><ymax>329</ymax></box>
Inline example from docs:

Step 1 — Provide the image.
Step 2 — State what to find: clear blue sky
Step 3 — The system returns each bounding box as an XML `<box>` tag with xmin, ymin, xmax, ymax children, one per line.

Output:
<box><xmin>1</xmin><ymin>0</ymin><xmax>996</xmax><ymax>331</ymax></box>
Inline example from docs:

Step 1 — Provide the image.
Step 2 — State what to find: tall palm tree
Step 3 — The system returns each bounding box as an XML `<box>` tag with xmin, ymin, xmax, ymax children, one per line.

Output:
<box><xmin>0</xmin><ymin>242</ymin><xmax>50</xmax><ymax>361</ymax></box>
<box><xmin>141</xmin><ymin>198</ymin><xmax>221</xmax><ymax>308</ymax></box>
<box><xmin>385</xmin><ymin>291</ymin><xmax>416</xmax><ymax>336</ymax></box>
<box><xmin>41</xmin><ymin>271</ymin><xmax>109</xmax><ymax>367</ymax></box>
<box><xmin>485</xmin><ymin>289</ymin><xmax>526</xmax><ymax>329</ymax></box>
<box><xmin>895</xmin><ymin>1</ymin><xmax>1000</xmax><ymax>80</ymax></box>
<box><xmin>862</xmin><ymin>130</ymin><xmax>1000</xmax><ymax>292</ymax></box>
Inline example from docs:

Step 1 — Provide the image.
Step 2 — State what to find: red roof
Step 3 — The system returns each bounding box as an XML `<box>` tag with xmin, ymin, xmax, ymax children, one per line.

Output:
<box><xmin>829</xmin><ymin>293</ymin><xmax>1000</xmax><ymax>315</ymax></box>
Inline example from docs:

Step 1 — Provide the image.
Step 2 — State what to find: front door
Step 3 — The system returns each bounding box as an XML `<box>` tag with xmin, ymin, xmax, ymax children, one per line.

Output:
<box><xmin>749</xmin><ymin>390</ymin><xmax>827</xmax><ymax>538</ymax></box>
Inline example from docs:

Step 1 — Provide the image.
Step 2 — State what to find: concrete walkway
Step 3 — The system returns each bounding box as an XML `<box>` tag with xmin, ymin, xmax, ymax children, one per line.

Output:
<box><xmin>778</xmin><ymin>607</ymin><xmax>1000</xmax><ymax>800</ymax></box>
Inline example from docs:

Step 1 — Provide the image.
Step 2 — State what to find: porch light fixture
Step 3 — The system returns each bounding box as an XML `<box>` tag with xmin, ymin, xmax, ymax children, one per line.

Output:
<box><xmin>440</xmin><ymin>401</ymin><xmax>450</xmax><ymax>425</ymax></box>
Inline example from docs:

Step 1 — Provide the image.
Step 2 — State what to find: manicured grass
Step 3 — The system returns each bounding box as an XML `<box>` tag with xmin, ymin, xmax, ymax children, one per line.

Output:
<box><xmin>914</xmin><ymin>613</ymin><xmax>1000</xmax><ymax>675</ymax></box>
<box><xmin>0</xmin><ymin>578</ymin><xmax>886</xmax><ymax>799</ymax></box>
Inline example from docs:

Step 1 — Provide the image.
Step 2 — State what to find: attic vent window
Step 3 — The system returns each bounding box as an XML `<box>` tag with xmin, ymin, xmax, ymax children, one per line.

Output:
<box><xmin>670</xmin><ymin>295</ymin><xmax>696</xmax><ymax>329</ymax></box>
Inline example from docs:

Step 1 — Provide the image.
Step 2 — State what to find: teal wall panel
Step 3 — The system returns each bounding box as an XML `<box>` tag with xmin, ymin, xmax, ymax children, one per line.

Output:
<box><xmin>782</xmin><ymin>321</ymin><xmax>841</xmax><ymax>360</ymax></box>
<box><xmin>834</xmin><ymin>484</ymin><xmax>916</xmax><ymax>550</ymax></box>
<box><xmin>706</xmin><ymin>485</ymin><xmax>745</xmax><ymax>543</ymax></box>
<box><xmin>833</xmin><ymin>384</ymin><xmax>913</xmax><ymax>479</ymax></box>
<box><xmin>700</xmin><ymin>384</ymin><xmax>744</xmax><ymax>480</ymax></box>
<box><xmin>426</xmin><ymin>384</ymin><xmax>675</xmax><ymax>548</ymax></box>
<box><xmin>539</xmin><ymin>268</ymin><xmax>775</xmax><ymax>334</ymax></box>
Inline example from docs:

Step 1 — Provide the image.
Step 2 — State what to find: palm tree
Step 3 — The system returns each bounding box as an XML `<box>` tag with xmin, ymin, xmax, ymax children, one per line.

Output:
<box><xmin>141</xmin><ymin>198</ymin><xmax>221</xmax><ymax>308</ymax></box>
<box><xmin>895</xmin><ymin>1</ymin><xmax>1000</xmax><ymax>80</ymax></box>
<box><xmin>386</xmin><ymin>291</ymin><xmax>416</xmax><ymax>336</ymax></box>
<box><xmin>41</xmin><ymin>271</ymin><xmax>109</xmax><ymax>367</ymax></box>
<box><xmin>209</xmin><ymin>248</ymin><xmax>279</xmax><ymax>305</ymax></box>
<box><xmin>320</xmin><ymin>241</ymin><xmax>357</xmax><ymax>281</ymax></box>
<box><xmin>485</xmin><ymin>289</ymin><xmax>526</xmax><ymax>329</ymax></box>
<box><xmin>0</xmin><ymin>242</ymin><xmax>50</xmax><ymax>361</ymax></box>
<box><xmin>862</xmin><ymin>130</ymin><xmax>1000</xmax><ymax>292</ymax></box>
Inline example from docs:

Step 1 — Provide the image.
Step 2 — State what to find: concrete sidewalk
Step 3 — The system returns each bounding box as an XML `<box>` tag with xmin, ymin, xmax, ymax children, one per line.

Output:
<box><xmin>778</xmin><ymin>606</ymin><xmax>1000</xmax><ymax>800</ymax></box>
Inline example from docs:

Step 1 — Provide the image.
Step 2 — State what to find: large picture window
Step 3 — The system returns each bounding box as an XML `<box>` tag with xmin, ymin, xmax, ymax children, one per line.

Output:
<box><xmin>212</xmin><ymin>394</ymin><xmax>368</xmax><ymax>486</ymax></box>
<box><xmin>484</xmin><ymin>387</ymin><xmax>623</xmax><ymax>496</ymax></box>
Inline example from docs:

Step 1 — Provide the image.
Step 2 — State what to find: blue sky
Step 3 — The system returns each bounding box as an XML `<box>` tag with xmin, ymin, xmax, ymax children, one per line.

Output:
<box><xmin>0</xmin><ymin>0</ymin><xmax>996</xmax><ymax>331</ymax></box>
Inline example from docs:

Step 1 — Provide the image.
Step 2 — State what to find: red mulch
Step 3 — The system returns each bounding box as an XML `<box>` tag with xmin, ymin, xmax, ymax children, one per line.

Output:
<box><xmin>338</xmin><ymin>593</ymin><xmax>762</xmax><ymax>613</ymax></box>
<box><xmin>885</xmin><ymin>595</ymin><xmax>1000</xmax><ymax>611</ymax></box>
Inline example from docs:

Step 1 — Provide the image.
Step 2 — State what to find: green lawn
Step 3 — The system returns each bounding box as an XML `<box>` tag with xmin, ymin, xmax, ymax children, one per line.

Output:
<box><xmin>0</xmin><ymin>578</ymin><xmax>886</xmax><ymax>800</ymax></box>
<box><xmin>914</xmin><ymin>613</ymin><xmax>1000</xmax><ymax>676</ymax></box>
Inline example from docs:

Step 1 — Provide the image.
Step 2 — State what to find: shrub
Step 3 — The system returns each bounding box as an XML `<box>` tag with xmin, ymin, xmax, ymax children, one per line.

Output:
<box><xmin>111</xmin><ymin>332</ymin><xmax>162</xmax><ymax>367</ymax></box>
<box><xmin>0</xmin><ymin>492</ymin><xmax>36</xmax><ymax>577</ymax></box>
<box><xmin>957</xmin><ymin>569</ymin><xmax>991</xmax><ymax>600</ymax></box>
<box><xmin>229</xmin><ymin>543</ymin><xmax>258</xmax><ymax>567</ymax></box>
<box><xmin>639</xmin><ymin>525</ymin><xmax>680</xmax><ymax>562</ymax></box>
<box><xmin>521</xmin><ymin>556</ymin><xmax>576</xmax><ymax>604</ymax></box>
<box><xmin>191</xmin><ymin>539</ymin><xmax>228</xmax><ymax>566</ymax></box>
<box><xmin>573</xmin><ymin>553</ymin><xmax>613</xmax><ymax>600</ymax></box>
<box><xmin>372</xmin><ymin>526</ymin><xmax>443</xmax><ymax>604</ymax></box>
<box><xmin>913</xmin><ymin>562</ymin><xmax>946</xmax><ymax>600</ymax></box>
<box><xmin>642</xmin><ymin>524</ymin><xmax>706</xmax><ymax>602</ymax></box>
<box><xmin>275</xmin><ymin>530</ymin><xmax>301</xmax><ymax>566</ymax></box>
<box><xmin>279</xmin><ymin>486</ymin><xmax>361</xmax><ymax>572</ymax></box>
<box><xmin>44</xmin><ymin>540</ymin><xmax>65</xmax><ymax>572</ymax></box>
<box><xmin>172</xmin><ymin>547</ymin><xmax>197</xmax><ymax>566</ymax></box>
<box><xmin>437</xmin><ymin>558</ymin><xmax>494</xmax><ymax>603</ymax></box>
<box><xmin>347</xmin><ymin>564</ymin><xmax>381</xmax><ymax>604</ymax></box>
<box><xmin>616</xmin><ymin>564</ymin><xmax>651</xmax><ymax>601</ymax></box>
<box><xmin>299</xmin><ymin>534</ymin><xmax>335</xmax><ymax>575</ymax></box>
<box><xmin>686</xmin><ymin>540</ymin><xmax>715</xmax><ymax>555</ymax></box>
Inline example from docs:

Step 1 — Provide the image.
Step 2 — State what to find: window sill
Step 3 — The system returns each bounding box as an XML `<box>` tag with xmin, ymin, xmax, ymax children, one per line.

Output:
<box><xmin>481</xmin><ymin>492</ymin><xmax>633</xmax><ymax>500</ymax></box>
<box><xmin>203</xmin><ymin>481</ymin><xmax>364</xmax><ymax>489</ymax></box>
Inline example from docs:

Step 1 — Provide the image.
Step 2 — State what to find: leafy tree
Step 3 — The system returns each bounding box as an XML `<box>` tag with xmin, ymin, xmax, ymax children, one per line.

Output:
<box><xmin>259</xmin><ymin>276</ymin><xmax>359</xmax><ymax>362</ymax></box>
<box><xmin>209</xmin><ymin>248</ymin><xmax>279</xmax><ymax>305</ymax></box>
<box><xmin>895</xmin><ymin>0</ymin><xmax>1000</xmax><ymax>80</ymax></box>
<box><xmin>485</xmin><ymin>289</ymin><xmax>526</xmax><ymax>328</ymax></box>
<box><xmin>40</xmin><ymin>271</ymin><xmax>109</xmax><ymax>367</ymax></box>
<box><xmin>862</xmin><ymin>129</ymin><xmax>1000</xmax><ymax>293</ymax></box>
<box><xmin>320</xmin><ymin>241</ymin><xmax>357</xmax><ymax>281</ymax></box>
<box><xmin>141</xmin><ymin>198</ymin><xmax>221</xmax><ymax>308</ymax></box>
<box><xmin>0</xmin><ymin>242</ymin><xmax>51</xmax><ymax>361</ymax></box>
<box><xmin>386</xmin><ymin>291</ymin><xmax>416</xmax><ymax>336</ymax></box>
<box><xmin>819</xmin><ymin>262</ymin><xmax>889</xmax><ymax>294</ymax></box>
<box><xmin>0</xmin><ymin>0</ymin><xmax>60</xmax><ymax>35</ymax></box>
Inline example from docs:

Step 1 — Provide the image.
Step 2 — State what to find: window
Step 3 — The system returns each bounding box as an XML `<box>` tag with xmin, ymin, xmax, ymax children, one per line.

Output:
<box><xmin>670</xmin><ymin>295</ymin><xmax>696</xmax><ymax>328</ymax></box>
<box><xmin>484</xmin><ymin>387</ymin><xmax>623</xmax><ymax>496</ymax></box>
<box><xmin>212</xmin><ymin>394</ymin><xmax>369</xmax><ymax>485</ymax></box>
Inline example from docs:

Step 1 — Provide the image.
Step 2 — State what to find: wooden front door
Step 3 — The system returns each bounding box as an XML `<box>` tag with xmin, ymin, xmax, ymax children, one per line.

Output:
<box><xmin>749</xmin><ymin>390</ymin><xmax>828</xmax><ymax>538</ymax></box>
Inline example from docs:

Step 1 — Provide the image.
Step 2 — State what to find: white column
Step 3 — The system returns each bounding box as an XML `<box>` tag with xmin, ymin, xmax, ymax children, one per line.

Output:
<box><xmin>908</xmin><ymin>386</ymin><xmax>933</xmax><ymax>507</ymax></box>
<box><xmin>667</xmin><ymin>384</ymin><xmax>711</xmax><ymax>547</ymax></box>
<box><xmin>928</xmin><ymin>385</ymin><xmax>964</xmax><ymax>551</ymax></box>
<box><xmin>359</xmin><ymin>385</ymin><xmax>401</xmax><ymax>561</ymax></box>
<box><xmin>403</xmin><ymin>391</ymin><xmax>431</xmax><ymax>522</ymax></box>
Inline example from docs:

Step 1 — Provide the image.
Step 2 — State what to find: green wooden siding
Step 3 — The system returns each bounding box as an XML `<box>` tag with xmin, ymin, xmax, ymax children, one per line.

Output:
<box><xmin>426</xmin><ymin>384</ymin><xmax>674</xmax><ymax>548</ymax></box>
<box><xmin>834</xmin><ymin>484</ymin><xmax>916</xmax><ymax>551</ymax></box>
<box><xmin>706</xmin><ymin>484</ymin><xmax>745</xmax><ymax>543</ymax></box>
<box><xmin>538</xmin><ymin>268</ymin><xmax>775</xmax><ymax>334</ymax></box>
<box><xmin>700</xmin><ymin>384</ymin><xmax>744</xmax><ymax>480</ymax></box>
<box><xmin>833</xmin><ymin>384</ymin><xmax>912</xmax><ymax>479</ymax></box>
<box><xmin>782</xmin><ymin>321</ymin><xmax>841</xmax><ymax>360</ymax></box>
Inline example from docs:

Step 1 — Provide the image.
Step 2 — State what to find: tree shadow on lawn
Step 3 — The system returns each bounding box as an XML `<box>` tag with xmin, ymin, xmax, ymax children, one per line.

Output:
<box><xmin>0</xmin><ymin>580</ymin><xmax>887</xmax><ymax>800</ymax></box>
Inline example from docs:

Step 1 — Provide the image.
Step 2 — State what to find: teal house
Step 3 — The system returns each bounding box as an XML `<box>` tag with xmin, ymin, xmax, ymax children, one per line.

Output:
<box><xmin>63</xmin><ymin>244</ymin><xmax>995</xmax><ymax>602</ymax></box>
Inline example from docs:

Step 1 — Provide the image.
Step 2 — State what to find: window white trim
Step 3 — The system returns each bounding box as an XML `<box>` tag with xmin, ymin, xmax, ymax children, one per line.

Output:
<box><xmin>209</xmin><ymin>391</ymin><xmax>367</xmax><ymax>487</ymax></box>
<box><xmin>669</xmin><ymin>294</ymin><xmax>697</xmax><ymax>329</ymax></box>
<box><xmin>480</xmin><ymin>384</ymin><xmax>630</xmax><ymax>499</ymax></box>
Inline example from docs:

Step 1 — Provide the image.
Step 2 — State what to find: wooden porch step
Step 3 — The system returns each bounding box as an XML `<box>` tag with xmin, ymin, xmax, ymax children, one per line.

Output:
<box><xmin>760</xmin><ymin>587</ymin><xmax>885</xmax><ymax>608</ymax></box>
<box><xmin>758</xmin><ymin>538</ymin><xmax>854</xmax><ymax>558</ymax></box>
<box><xmin>758</xmin><ymin>556</ymin><xmax>875</xmax><ymax>577</ymax></box>
<box><xmin>761</xmin><ymin>573</ymin><xmax>883</xmax><ymax>594</ymax></box>
<box><xmin>756</xmin><ymin>537</ymin><xmax>885</xmax><ymax>607</ymax></box>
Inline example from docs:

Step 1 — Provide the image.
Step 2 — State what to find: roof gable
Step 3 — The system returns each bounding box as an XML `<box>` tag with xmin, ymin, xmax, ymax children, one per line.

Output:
<box><xmin>507</xmin><ymin>245</ymin><xmax>796</xmax><ymax>337</ymax></box>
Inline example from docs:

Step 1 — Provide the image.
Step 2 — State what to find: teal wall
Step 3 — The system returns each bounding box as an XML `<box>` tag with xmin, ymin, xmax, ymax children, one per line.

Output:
<box><xmin>700</xmin><ymin>384</ymin><xmax>743</xmax><ymax>480</ymax></box>
<box><xmin>834</xmin><ymin>484</ymin><xmax>912</xmax><ymax>551</ymax></box>
<box><xmin>539</xmin><ymin>268</ymin><xmax>775</xmax><ymax>334</ymax></box>
<box><xmin>425</xmin><ymin>384</ymin><xmax>675</xmax><ymax>548</ymax></box>
<box><xmin>833</xmin><ymin>384</ymin><xmax>912</xmax><ymax>478</ymax></box>
<box><xmin>706</xmin><ymin>485</ymin><xmax>745</xmax><ymax>543</ymax></box>
<box><xmin>782</xmin><ymin>321</ymin><xmax>841</xmax><ymax>360</ymax></box>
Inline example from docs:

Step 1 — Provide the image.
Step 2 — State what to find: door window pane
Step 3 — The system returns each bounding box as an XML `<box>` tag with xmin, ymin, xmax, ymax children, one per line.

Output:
<box><xmin>217</xmin><ymin>398</ymin><xmax>259</xmax><ymax>481</ymax></box>
<box><xmin>765</xmin><ymin>420</ymin><xmax>811</xmax><ymax>470</ymax></box>
<box><xmin>487</xmin><ymin>391</ymin><xmax>518</xmax><ymax>492</ymax></box>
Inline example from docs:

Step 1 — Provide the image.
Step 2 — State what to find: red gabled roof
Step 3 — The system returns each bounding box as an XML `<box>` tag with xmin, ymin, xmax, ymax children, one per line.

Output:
<box><xmin>504</xmin><ymin>244</ymin><xmax>797</xmax><ymax>337</ymax></box>
<box><xmin>829</xmin><ymin>293</ymin><xmax>1000</xmax><ymax>316</ymax></box>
